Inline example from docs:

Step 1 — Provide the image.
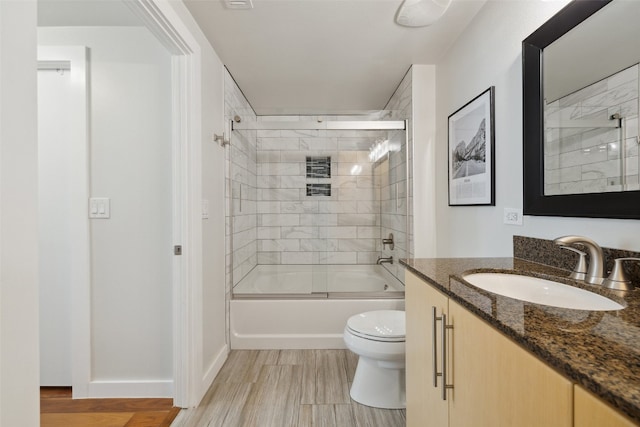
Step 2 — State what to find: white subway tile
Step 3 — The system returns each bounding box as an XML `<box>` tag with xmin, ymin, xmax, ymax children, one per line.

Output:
<box><xmin>258</xmin><ymin>239</ymin><xmax>300</xmax><ymax>252</ymax></box>
<box><xmin>282</xmin><ymin>252</ymin><xmax>314</xmax><ymax>264</ymax></box>
<box><xmin>281</xmin><ymin>201</ymin><xmax>319</xmax><ymax>214</ymax></box>
<box><xmin>257</xmin><ymin>226</ymin><xmax>281</xmax><ymax>239</ymax></box>
<box><xmin>257</xmin><ymin>252</ymin><xmax>281</xmax><ymax>264</ymax></box>
<box><xmin>318</xmin><ymin>200</ymin><xmax>357</xmax><ymax>214</ymax></box>
<box><xmin>318</xmin><ymin>226</ymin><xmax>357</xmax><ymax>238</ymax></box>
<box><xmin>258</xmin><ymin>214</ymin><xmax>299</xmax><ymax>226</ymax></box>
<box><xmin>281</xmin><ymin>226</ymin><xmax>318</xmax><ymax>239</ymax></box>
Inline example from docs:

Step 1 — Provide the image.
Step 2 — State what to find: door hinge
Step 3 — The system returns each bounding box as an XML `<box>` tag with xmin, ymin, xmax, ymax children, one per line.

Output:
<box><xmin>174</xmin><ymin>245</ymin><xmax>182</xmax><ymax>256</ymax></box>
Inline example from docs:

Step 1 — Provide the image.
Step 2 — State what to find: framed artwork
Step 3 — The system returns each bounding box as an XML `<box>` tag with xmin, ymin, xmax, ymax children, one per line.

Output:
<box><xmin>448</xmin><ymin>86</ymin><xmax>495</xmax><ymax>206</ymax></box>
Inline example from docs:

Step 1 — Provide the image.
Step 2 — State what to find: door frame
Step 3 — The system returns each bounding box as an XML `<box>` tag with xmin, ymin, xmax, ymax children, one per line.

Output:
<box><xmin>125</xmin><ymin>0</ymin><xmax>204</xmax><ymax>408</ymax></box>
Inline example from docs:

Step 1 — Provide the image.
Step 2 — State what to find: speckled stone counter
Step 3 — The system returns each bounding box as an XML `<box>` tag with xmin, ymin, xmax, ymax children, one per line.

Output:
<box><xmin>400</xmin><ymin>257</ymin><xmax>640</xmax><ymax>424</ymax></box>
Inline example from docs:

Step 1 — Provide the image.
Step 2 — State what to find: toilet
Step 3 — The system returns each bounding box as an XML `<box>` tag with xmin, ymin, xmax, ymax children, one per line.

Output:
<box><xmin>343</xmin><ymin>310</ymin><xmax>406</xmax><ymax>409</ymax></box>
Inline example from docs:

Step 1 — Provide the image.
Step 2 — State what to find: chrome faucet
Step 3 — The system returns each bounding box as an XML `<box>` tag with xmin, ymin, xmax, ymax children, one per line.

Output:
<box><xmin>554</xmin><ymin>235</ymin><xmax>604</xmax><ymax>285</ymax></box>
<box><xmin>376</xmin><ymin>256</ymin><xmax>393</xmax><ymax>265</ymax></box>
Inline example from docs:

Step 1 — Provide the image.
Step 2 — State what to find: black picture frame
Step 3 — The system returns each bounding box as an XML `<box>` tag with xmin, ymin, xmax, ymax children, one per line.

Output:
<box><xmin>448</xmin><ymin>87</ymin><xmax>495</xmax><ymax>206</ymax></box>
<box><xmin>522</xmin><ymin>0</ymin><xmax>640</xmax><ymax>219</ymax></box>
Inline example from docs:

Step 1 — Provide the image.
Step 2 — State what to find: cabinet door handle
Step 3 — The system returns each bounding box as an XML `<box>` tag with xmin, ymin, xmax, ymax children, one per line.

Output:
<box><xmin>441</xmin><ymin>313</ymin><xmax>454</xmax><ymax>401</ymax></box>
<box><xmin>432</xmin><ymin>306</ymin><xmax>440</xmax><ymax>387</ymax></box>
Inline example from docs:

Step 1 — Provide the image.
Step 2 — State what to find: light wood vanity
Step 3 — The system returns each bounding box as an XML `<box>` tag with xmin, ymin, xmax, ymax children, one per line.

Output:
<box><xmin>403</xmin><ymin>260</ymin><xmax>640</xmax><ymax>427</ymax></box>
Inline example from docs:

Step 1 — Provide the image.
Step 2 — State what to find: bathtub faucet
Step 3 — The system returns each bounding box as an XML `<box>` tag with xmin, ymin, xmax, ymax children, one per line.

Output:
<box><xmin>376</xmin><ymin>256</ymin><xmax>393</xmax><ymax>265</ymax></box>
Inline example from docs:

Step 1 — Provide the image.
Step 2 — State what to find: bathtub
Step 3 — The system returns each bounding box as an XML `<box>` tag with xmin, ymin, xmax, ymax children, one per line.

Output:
<box><xmin>231</xmin><ymin>264</ymin><xmax>405</xmax><ymax>349</ymax></box>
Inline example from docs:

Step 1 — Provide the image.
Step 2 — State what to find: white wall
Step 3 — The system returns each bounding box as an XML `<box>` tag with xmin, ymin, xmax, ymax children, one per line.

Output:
<box><xmin>0</xmin><ymin>1</ymin><xmax>40</xmax><ymax>425</ymax></box>
<box><xmin>433</xmin><ymin>0</ymin><xmax>640</xmax><ymax>257</ymax></box>
<box><xmin>39</xmin><ymin>27</ymin><xmax>174</xmax><ymax>392</ymax></box>
<box><xmin>412</xmin><ymin>65</ymin><xmax>436</xmax><ymax>258</ymax></box>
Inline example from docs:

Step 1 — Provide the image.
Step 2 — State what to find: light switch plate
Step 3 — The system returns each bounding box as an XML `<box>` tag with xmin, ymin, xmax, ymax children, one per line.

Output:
<box><xmin>89</xmin><ymin>197</ymin><xmax>110</xmax><ymax>219</ymax></box>
<box><xmin>503</xmin><ymin>208</ymin><xmax>523</xmax><ymax>226</ymax></box>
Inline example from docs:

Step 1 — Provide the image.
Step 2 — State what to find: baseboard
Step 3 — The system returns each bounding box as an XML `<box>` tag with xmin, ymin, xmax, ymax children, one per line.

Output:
<box><xmin>86</xmin><ymin>379</ymin><xmax>173</xmax><ymax>398</ymax></box>
<box><xmin>196</xmin><ymin>344</ymin><xmax>229</xmax><ymax>405</ymax></box>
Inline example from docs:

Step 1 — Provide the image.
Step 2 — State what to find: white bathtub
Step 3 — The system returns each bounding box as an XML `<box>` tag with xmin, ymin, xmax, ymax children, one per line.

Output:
<box><xmin>231</xmin><ymin>264</ymin><xmax>405</xmax><ymax>349</ymax></box>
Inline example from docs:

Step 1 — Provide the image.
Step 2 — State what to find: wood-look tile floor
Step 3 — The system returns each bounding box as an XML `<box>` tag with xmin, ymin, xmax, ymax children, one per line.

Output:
<box><xmin>173</xmin><ymin>350</ymin><xmax>406</xmax><ymax>427</ymax></box>
<box><xmin>40</xmin><ymin>387</ymin><xmax>180</xmax><ymax>427</ymax></box>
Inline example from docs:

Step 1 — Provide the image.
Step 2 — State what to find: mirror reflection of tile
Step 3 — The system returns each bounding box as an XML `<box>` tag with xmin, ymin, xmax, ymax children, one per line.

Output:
<box><xmin>544</xmin><ymin>64</ymin><xmax>639</xmax><ymax>196</ymax></box>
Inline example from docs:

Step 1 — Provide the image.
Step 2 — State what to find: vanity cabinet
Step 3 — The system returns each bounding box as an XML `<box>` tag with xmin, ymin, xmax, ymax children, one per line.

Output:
<box><xmin>406</xmin><ymin>271</ymin><xmax>573</xmax><ymax>427</ymax></box>
<box><xmin>405</xmin><ymin>270</ymin><xmax>448</xmax><ymax>426</ymax></box>
<box><xmin>575</xmin><ymin>386</ymin><xmax>637</xmax><ymax>427</ymax></box>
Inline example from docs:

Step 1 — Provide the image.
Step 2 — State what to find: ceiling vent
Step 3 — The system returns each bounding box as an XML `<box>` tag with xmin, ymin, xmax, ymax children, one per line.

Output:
<box><xmin>224</xmin><ymin>0</ymin><xmax>253</xmax><ymax>10</ymax></box>
<box><xmin>396</xmin><ymin>0</ymin><xmax>451</xmax><ymax>27</ymax></box>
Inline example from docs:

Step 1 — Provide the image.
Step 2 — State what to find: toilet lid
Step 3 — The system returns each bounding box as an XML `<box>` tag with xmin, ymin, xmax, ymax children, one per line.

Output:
<box><xmin>346</xmin><ymin>310</ymin><xmax>405</xmax><ymax>341</ymax></box>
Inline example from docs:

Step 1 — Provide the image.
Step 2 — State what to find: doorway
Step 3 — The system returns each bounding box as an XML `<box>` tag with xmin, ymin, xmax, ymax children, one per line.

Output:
<box><xmin>37</xmin><ymin>22</ymin><xmax>176</xmax><ymax>398</ymax></box>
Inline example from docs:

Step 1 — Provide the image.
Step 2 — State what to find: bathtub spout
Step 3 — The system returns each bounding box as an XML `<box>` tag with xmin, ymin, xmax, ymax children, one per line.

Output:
<box><xmin>376</xmin><ymin>256</ymin><xmax>393</xmax><ymax>265</ymax></box>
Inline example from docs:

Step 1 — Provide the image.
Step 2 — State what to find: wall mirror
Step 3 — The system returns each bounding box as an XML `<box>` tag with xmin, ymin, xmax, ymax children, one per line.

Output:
<box><xmin>523</xmin><ymin>0</ymin><xmax>640</xmax><ymax>219</ymax></box>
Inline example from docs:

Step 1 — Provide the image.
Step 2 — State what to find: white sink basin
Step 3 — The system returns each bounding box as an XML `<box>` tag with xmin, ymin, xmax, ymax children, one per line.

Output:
<box><xmin>462</xmin><ymin>273</ymin><xmax>624</xmax><ymax>311</ymax></box>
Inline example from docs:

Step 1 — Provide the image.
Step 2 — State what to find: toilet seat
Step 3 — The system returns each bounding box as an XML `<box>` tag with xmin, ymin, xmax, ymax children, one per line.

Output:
<box><xmin>346</xmin><ymin>310</ymin><xmax>405</xmax><ymax>343</ymax></box>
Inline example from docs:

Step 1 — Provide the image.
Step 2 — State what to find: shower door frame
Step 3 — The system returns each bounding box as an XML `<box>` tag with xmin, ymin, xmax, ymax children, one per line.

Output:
<box><xmin>230</xmin><ymin>119</ymin><xmax>409</xmax><ymax>294</ymax></box>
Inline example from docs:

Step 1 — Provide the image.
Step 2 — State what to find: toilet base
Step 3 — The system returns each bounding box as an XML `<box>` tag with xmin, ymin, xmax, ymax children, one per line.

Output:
<box><xmin>349</xmin><ymin>356</ymin><xmax>406</xmax><ymax>409</ymax></box>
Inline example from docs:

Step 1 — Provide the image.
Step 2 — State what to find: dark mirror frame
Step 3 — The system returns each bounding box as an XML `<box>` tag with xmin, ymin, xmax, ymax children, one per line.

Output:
<box><xmin>523</xmin><ymin>0</ymin><xmax>640</xmax><ymax>220</ymax></box>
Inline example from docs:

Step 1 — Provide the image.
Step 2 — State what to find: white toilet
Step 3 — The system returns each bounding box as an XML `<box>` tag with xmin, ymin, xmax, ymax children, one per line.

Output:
<box><xmin>343</xmin><ymin>310</ymin><xmax>406</xmax><ymax>409</ymax></box>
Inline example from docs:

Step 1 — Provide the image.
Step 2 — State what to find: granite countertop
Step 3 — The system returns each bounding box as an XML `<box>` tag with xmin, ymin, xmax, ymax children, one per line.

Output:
<box><xmin>400</xmin><ymin>257</ymin><xmax>640</xmax><ymax>424</ymax></box>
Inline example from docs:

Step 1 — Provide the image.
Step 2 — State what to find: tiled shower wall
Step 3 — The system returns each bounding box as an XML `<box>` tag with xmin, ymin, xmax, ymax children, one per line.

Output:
<box><xmin>253</xmin><ymin>115</ymin><xmax>390</xmax><ymax>267</ymax></box>
<box><xmin>544</xmin><ymin>64</ymin><xmax>639</xmax><ymax>195</ymax></box>
<box><xmin>224</xmin><ymin>70</ymin><xmax>257</xmax><ymax>296</ymax></box>
<box><xmin>381</xmin><ymin>68</ymin><xmax>413</xmax><ymax>281</ymax></box>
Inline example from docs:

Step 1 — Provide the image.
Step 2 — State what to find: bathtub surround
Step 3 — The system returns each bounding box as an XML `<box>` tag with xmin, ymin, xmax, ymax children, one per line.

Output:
<box><xmin>382</xmin><ymin>68</ymin><xmax>413</xmax><ymax>280</ymax></box>
<box><xmin>225</xmin><ymin>70</ymin><xmax>258</xmax><ymax>347</ymax></box>
<box><xmin>254</xmin><ymin>120</ymin><xmax>389</xmax><ymax>267</ymax></box>
<box><xmin>225</xmin><ymin>67</ymin><xmax>414</xmax><ymax>291</ymax></box>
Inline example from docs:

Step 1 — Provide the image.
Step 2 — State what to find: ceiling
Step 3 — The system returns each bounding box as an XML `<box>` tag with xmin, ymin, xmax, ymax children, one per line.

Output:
<box><xmin>37</xmin><ymin>0</ymin><xmax>486</xmax><ymax>116</ymax></box>
<box><xmin>38</xmin><ymin>0</ymin><xmax>142</xmax><ymax>27</ymax></box>
<box><xmin>184</xmin><ymin>0</ymin><xmax>486</xmax><ymax>115</ymax></box>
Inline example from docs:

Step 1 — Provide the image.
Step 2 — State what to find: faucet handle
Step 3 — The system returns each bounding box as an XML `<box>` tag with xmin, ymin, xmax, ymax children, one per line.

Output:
<box><xmin>560</xmin><ymin>246</ymin><xmax>588</xmax><ymax>281</ymax></box>
<box><xmin>382</xmin><ymin>233</ymin><xmax>395</xmax><ymax>251</ymax></box>
<box><xmin>602</xmin><ymin>257</ymin><xmax>640</xmax><ymax>291</ymax></box>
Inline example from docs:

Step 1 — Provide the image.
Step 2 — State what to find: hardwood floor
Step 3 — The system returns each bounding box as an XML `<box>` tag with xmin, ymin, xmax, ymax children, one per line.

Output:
<box><xmin>40</xmin><ymin>387</ymin><xmax>180</xmax><ymax>427</ymax></box>
<box><xmin>174</xmin><ymin>350</ymin><xmax>406</xmax><ymax>427</ymax></box>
